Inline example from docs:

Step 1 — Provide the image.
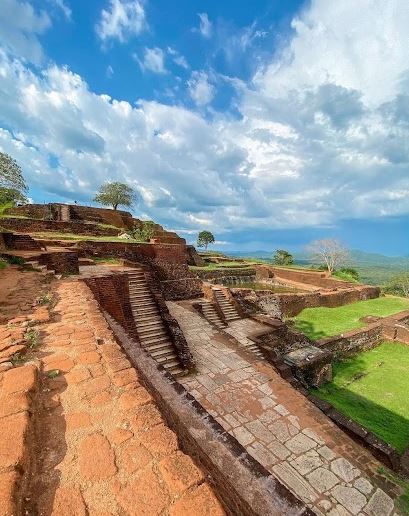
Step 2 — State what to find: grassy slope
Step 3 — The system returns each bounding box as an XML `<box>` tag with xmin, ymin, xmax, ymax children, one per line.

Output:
<box><xmin>30</xmin><ymin>232</ymin><xmax>146</xmax><ymax>243</ymax></box>
<box><xmin>312</xmin><ymin>342</ymin><xmax>409</xmax><ymax>453</ymax></box>
<box><xmin>291</xmin><ymin>296</ymin><xmax>409</xmax><ymax>340</ymax></box>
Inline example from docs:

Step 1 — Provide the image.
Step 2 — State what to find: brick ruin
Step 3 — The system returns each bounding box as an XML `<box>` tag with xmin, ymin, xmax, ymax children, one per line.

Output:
<box><xmin>0</xmin><ymin>205</ymin><xmax>408</xmax><ymax>515</ymax></box>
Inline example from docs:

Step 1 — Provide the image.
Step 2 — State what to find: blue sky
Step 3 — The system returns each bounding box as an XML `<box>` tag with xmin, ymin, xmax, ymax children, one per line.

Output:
<box><xmin>1</xmin><ymin>0</ymin><xmax>409</xmax><ymax>255</ymax></box>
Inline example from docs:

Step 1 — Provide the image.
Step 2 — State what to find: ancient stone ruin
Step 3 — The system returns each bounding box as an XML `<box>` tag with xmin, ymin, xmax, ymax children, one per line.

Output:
<box><xmin>0</xmin><ymin>204</ymin><xmax>407</xmax><ymax>515</ymax></box>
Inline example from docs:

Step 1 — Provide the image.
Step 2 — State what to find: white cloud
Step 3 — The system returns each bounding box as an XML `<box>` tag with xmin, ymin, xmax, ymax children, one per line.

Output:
<box><xmin>197</xmin><ymin>13</ymin><xmax>212</xmax><ymax>38</ymax></box>
<box><xmin>106</xmin><ymin>65</ymin><xmax>114</xmax><ymax>78</ymax></box>
<box><xmin>96</xmin><ymin>0</ymin><xmax>146</xmax><ymax>43</ymax></box>
<box><xmin>2</xmin><ymin>0</ymin><xmax>409</xmax><ymax>237</ymax></box>
<box><xmin>0</xmin><ymin>0</ymin><xmax>51</xmax><ymax>64</ymax></box>
<box><xmin>187</xmin><ymin>71</ymin><xmax>215</xmax><ymax>106</ymax></box>
<box><xmin>167</xmin><ymin>47</ymin><xmax>189</xmax><ymax>69</ymax></box>
<box><xmin>137</xmin><ymin>47</ymin><xmax>166</xmax><ymax>74</ymax></box>
<box><xmin>49</xmin><ymin>0</ymin><xmax>72</xmax><ymax>20</ymax></box>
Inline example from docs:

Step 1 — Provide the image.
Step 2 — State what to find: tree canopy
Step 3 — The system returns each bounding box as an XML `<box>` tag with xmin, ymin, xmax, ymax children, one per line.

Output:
<box><xmin>306</xmin><ymin>238</ymin><xmax>350</xmax><ymax>274</ymax></box>
<box><xmin>273</xmin><ymin>249</ymin><xmax>294</xmax><ymax>266</ymax></box>
<box><xmin>197</xmin><ymin>230</ymin><xmax>215</xmax><ymax>250</ymax></box>
<box><xmin>94</xmin><ymin>182</ymin><xmax>136</xmax><ymax>210</ymax></box>
<box><xmin>0</xmin><ymin>152</ymin><xmax>27</xmax><ymax>204</ymax></box>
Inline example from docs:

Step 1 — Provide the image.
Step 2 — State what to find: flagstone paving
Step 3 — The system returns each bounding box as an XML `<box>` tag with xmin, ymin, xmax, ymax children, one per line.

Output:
<box><xmin>168</xmin><ymin>301</ymin><xmax>401</xmax><ymax>516</ymax></box>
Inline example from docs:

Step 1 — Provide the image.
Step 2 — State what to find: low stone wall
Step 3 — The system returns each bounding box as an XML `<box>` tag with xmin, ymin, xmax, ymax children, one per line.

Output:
<box><xmin>5</xmin><ymin>204</ymin><xmax>135</xmax><ymax>229</ymax></box>
<box><xmin>106</xmin><ymin>316</ymin><xmax>312</xmax><ymax>516</ymax></box>
<box><xmin>40</xmin><ymin>251</ymin><xmax>79</xmax><ymax>275</ymax></box>
<box><xmin>0</xmin><ymin>217</ymin><xmax>120</xmax><ymax>236</ymax></box>
<box><xmin>232</xmin><ymin>285</ymin><xmax>380</xmax><ymax>318</ymax></box>
<box><xmin>270</xmin><ymin>267</ymin><xmax>354</xmax><ymax>289</ymax></box>
<box><xmin>316</xmin><ymin>324</ymin><xmax>383</xmax><ymax>358</ymax></box>
<box><xmin>316</xmin><ymin>310</ymin><xmax>409</xmax><ymax>358</ymax></box>
<box><xmin>193</xmin><ymin>267</ymin><xmax>256</xmax><ymax>284</ymax></box>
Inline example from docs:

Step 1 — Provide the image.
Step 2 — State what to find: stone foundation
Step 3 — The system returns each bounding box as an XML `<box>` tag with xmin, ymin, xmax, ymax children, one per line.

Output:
<box><xmin>0</xmin><ymin>217</ymin><xmax>120</xmax><ymax>236</ymax></box>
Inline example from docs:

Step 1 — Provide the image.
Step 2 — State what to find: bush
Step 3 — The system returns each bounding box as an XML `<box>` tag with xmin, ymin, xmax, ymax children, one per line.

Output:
<box><xmin>131</xmin><ymin>221</ymin><xmax>156</xmax><ymax>242</ymax></box>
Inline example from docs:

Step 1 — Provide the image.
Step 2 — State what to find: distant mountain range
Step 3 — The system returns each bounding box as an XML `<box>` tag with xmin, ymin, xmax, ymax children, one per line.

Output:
<box><xmin>227</xmin><ymin>249</ymin><xmax>409</xmax><ymax>268</ymax></box>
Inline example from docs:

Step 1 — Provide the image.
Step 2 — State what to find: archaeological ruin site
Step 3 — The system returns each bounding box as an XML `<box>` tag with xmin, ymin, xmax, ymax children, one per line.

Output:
<box><xmin>1</xmin><ymin>203</ymin><xmax>408</xmax><ymax>516</ymax></box>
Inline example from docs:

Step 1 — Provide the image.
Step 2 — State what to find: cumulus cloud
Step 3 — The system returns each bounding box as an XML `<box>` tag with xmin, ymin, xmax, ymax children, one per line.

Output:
<box><xmin>0</xmin><ymin>0</ymin><xmax>51</xmax><ymax>64</ymax></box>
<box><xmin>137</xmin><ymin>47</ymin><xmax>166</xmax><ymax>74</ymax></box>
<box><xmin>197</xmin><ymin>13</ymin><xmax>212</xmax><ymax>38</ymax></box>
<box><xmin>167</xmin><ymin>47</ymin><xmax>189</xmax><ymax>69</ymax></box>
<box><xmin>96</xmin><ymin>0</ymin><xmax>146</xmax><ymax>43</ymax></box>
<box><xmin>187</xmin><ymin>71</ymin><xmax>215</xmax><ymax>106</ymax></box>
<box><xmin>1</xmin><ymin>0</ymin><xmax>409</xmax><ymax>237</ymax></box>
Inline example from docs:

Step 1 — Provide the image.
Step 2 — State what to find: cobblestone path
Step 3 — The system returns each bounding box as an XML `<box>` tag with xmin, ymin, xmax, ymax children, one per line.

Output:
<box><xmin>168</xmin><ymin>301</ymin><xmax>401</xmax><ymax>516</ymax></box>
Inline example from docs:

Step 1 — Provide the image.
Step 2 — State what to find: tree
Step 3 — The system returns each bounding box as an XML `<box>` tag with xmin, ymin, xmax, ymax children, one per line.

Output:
<box><xmin>306</xmin><ymin>238</ymin><xmax>350</xmax><ymax>274</ymax></box>
<box><xmin>131</xmin><ymin>221</ymin><xmax>156</xmax><ymax>242</ymax></box>
<box><xmin>197</xmin><ymin>230</ymin><xmax>215</xmax><ymax>250</ymax></box>
<box><xmin>0</xmin><ymin>152</ymin><xmax>27</xmax><ymax>205</ymax></box>
<box><xmin>385</xmin><ymin>273</ymin><xmax>409</xmax><ymax>297</ymax></box>
<box><xmin>94</xmin><ymin>182</ymin><xmax>136</xmax><ymax>210</ymax></box>
<box><xmin>273</xmin><ymin>249</ymin><xmax>294</xmax><ymax>266</ymax></box>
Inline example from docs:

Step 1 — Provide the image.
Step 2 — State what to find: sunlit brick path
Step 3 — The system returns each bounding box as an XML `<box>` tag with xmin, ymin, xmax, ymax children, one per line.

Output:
<box><xmin>27</xmin><ymin>280</ymin><xmax>225</xmax><ymax>516</ymax></box>
<box><xmin>168</xmin><ymin>301</ymin><xmax>401</xmax><ymax>516</ymax></box>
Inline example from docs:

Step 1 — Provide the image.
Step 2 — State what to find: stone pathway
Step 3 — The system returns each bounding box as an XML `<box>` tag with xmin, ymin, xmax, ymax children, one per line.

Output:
<box><xmin>168</xmin><ymin>301</ymin><xmax>401</xmax><ymax>516</ymax></box>
<box><xmin>27</xmin><ymin>280</ymin><xmax>225</xmax><ymax>516</ymax></box>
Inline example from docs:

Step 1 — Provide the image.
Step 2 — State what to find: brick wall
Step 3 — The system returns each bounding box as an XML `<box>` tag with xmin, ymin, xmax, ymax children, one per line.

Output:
<box><xmin>269</xmin><ymin>267</ymin><xmax>355</xmax><ymax>289</ymax></box>
<box><xmin>84</xmin><ymin>274</ymin><xmax>138</xmax><ymax>339</ymax></box>
<box><xmin>193</xmin><ymin>267</ymin><xmax>256</xmax><ymax>283</ymax></box>
<box><xmin>0</xmin><ymin>218</ymin><xmax>120</xmax><ymax>236</ymax></box>
<box><xmin>38</xmin><ymin>251</ymin><xmax>79</xmax><ymax>275</ymax></box>
<box><xmin>232</xmin><ymin>285</ymin><xmax>380</xmax><ymax>319</ymax></box>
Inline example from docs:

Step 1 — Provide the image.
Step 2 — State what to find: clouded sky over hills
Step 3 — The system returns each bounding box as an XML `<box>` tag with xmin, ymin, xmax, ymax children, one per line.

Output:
<box><xmin>1</xmin><ymin>0</ymin><xmax>409</xmax><ymax>254</ymax></box>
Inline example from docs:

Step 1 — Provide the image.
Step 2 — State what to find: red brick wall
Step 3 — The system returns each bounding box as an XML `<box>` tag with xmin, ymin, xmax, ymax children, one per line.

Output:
<box><xmin>0</xmin><ymin>218</ymin><xmax>119</xmax><ymax>236</ymax></box>
<box><xmin>84</xmin><ymin>274</ymin><xmax>138</xmax><ymax>339</ymax></box>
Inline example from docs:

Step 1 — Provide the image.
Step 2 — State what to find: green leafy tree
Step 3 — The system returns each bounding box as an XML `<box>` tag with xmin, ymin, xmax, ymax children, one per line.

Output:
<box><xmin>131</xmin><ymin>221</ymin><xmax>156</xmax><ymax>242</ymax></box>
<box><xmin>0</xmin><ymin>152</ymin><xmax>27</xmax><ymax>205</ymax></box>
<box><xmin>384</xmin><ymin>273</ymin><xmax>409</xmax><ymax>297</ymax></box>
<box><xmin>197</xmin><ymin>230</ymin><xmax>215</xmax><ymax>250</ymax></box>
<box><xmin>273</xmin><ymin>249</ymin><xmax>294</xmax><ymax>266</ymax></box>
<box><xmin>94</xmin><ymin>182</ymin><xmax>136</xmax><ymax>210</ymax></box>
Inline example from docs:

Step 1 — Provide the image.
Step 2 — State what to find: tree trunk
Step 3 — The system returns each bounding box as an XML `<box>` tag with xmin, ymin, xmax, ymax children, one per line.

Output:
<box><xmin>113</xmin><ymin>204</ymin><xmax>118</xmax><ymax>210</ymax></box>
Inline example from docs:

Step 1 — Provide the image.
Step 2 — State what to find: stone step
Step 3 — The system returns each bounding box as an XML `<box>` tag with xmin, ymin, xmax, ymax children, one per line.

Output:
<box><xmin>131</xmin><ymin>302</ymin><xmax>157</xmax><ymax>310</ymax></box>
<box><xmin>150</xmin><ymin>347</ymin><xmax>175</xmax><ymax>359</ymax></box>
<box><xmin>140</xmin><ymin>334</ymin><xmax>170</xmax><ymax>346</ymax></box>
<box><xmin>136</xmin><ymin>316</ymin><xmax>162</xmax><ymax>325</ymax></box>
<box><xmin>138</xmin><ymin>328</ymin><xmax>167</xmax><ymax>339</ymax></box>
<box><xmin>162</xmin><ymin>358</ymin><xmax>181</xmax><ymax>369</ymax></box>
<box><xmin>144</xmin><ymin>341</ymin><xmax>173</xmax><ymax>352</ymax></box>
<box><xmin>132</xmin><ymin>306</ymin><xmax>158</xmax><ymax>314</ymax></box>
<box><xmin>136</xmin><ymin>320</ymin><xmax>163</xmax><ymax>329</ymax></box>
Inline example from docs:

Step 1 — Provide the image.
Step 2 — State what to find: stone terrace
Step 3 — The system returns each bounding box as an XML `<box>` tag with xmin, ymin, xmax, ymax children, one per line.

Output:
<box><xmin>0</xmin><ymin>275</ymin><xmax>225</xmax><ymax>516</ymax></box>
<box><xmin>168</xmin><ymin>301</ymin><xmax>401</xmax><ymax>516</ymax></box>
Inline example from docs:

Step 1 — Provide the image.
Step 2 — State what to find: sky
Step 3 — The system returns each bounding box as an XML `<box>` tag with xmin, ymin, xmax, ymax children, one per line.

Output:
<box><xmin>0</xmin><ymin>0</ymin><xmax>409</xmax><ymax>255</ymax></box>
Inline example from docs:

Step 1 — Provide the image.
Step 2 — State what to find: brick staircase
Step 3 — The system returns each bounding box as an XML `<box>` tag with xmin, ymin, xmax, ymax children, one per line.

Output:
<box><xmin>213</xmin><ymin>288</ymin><xmax>241</xmax><ymax>322</ymax></box>
<box><xmin>4</xmin><ymin>233</ymin><xmax>43</xmax><ymax>251</ymax></box>
<box><xmin>24</xmin><ymin>259</ymin><xmax>59</xmax><ymax>278</ymax></box>
<box><xmin>200</xmin><ymin>301</ymin><xmax>227</xmax><ymax>329</ymax></box>
<box><xmin>60</xmin><ymin>204</ymin><xmax>71</xmax><ymax>222</ymax></box>
<box><xmin>127</xmin><ymin>270</ymin><xmax>184</xmax><ymax>376</ymax></box>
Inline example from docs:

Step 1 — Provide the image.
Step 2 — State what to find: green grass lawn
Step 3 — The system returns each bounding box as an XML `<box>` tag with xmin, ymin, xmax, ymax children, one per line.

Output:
<box><xmin>291</xmin><ymin>296</ymin><xmax>409</xmax><ymax>340</ymax></box>
<box><xmin>312</xmin><ymin>342</ymin><xmax>409</xmax><ymax>453</ymax></box>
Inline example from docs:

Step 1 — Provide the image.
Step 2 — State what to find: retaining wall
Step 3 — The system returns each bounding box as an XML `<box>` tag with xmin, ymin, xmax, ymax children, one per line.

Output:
<box><xmin>232</xmin><ymin>285</ymin><xmax>380</xmax><ymax>318</ymax></box>
<box><xmin>0</xmin><ymin>218</ymin><xmax>120</xmax><ymax>236</ymax></box>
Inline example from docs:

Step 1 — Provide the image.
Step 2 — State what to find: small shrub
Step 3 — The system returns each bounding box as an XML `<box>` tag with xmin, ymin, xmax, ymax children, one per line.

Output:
<box><xmin>37</xmin><ymin>293</ymin><xmax>52</xmax><ymax>305</ymax></box>
<box><xmin>26</xmin><ymin>329</ymin><xmax>39</xmax><ymax>349</ymax></box>
<box><xmin>47</xmin><ymin>369</ymin><xmax>60</xmax><ymax>378</ymax></box>
<box><xmin>6</xmin><ymin>255</ymin><xmax>25</xmax><ymax>266</ymax></box>
<box><xmin>0</xmin><ymin>259</ymin><xmax>7</xmax><ymax>270</ymax></box>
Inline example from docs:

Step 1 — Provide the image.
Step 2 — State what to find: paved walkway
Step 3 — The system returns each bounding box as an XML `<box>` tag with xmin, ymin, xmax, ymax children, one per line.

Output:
<box><xmin>168</xmin><ymin>301</ymin><xmax>401</xmax><ymax>516</ymax></box>
<box><xmin>26</xmin><ymin>280</ymin><xmax>225</xmax><ymax>516</ymax></box>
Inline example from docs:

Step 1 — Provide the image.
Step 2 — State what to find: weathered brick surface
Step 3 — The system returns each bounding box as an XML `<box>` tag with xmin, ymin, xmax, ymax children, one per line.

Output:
<box><xmin>24</xmin><ymin>279</ymin><xmax>225</xmax><ymax>516</ymax></box>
